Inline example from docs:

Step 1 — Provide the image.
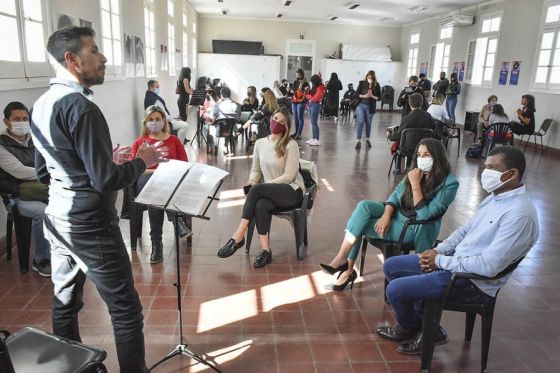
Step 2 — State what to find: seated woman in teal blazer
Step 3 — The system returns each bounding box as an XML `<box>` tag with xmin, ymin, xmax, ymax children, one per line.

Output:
<box><xmin>320</xmin><ymin>138</ymin><xmax>459</xmax><ymax>291</ymax></box>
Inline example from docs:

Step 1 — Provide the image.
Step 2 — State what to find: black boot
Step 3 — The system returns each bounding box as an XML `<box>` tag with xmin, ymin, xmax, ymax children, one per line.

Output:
<box><xmin>174</xmin><ymin>217</ymin><xmax>193</xmax><ymax>239</ymax></box>
<box><xmin>150</xmin><ymin>240</ymin><xmax>163</xmax><ymax>264</ymax></box>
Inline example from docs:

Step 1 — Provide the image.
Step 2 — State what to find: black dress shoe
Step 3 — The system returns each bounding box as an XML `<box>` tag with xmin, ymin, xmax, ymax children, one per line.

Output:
<box><xmin>253</xmin><ymin>249</ymin><xmax>272</xmax><ymax>268</ymax></box>
<box><xmin>376</xmin><ymin>324</ymin><xmax>417</xmax><ymax>341</ymax></box>
<box><xmin>217</xmin><ymin>238</ymin><xmax>245</xmax><ymax>258</ymax></box>
<box><xmin>174</xmin><ymin>217</ymin><xmax>193</xmax><ymax>239</ymax></box>
<box><xmin>150</xmin><ymin>240</ymin><xmax>163</xmax><ymax>264</ymax></box>
<box><xmin>397</xmin><ymin>327</ymin><xmax>449</xmax><ymax>355</ymax></box>
<box><xmin>319</xmin><ymin>262</ymin><xmax>349</xmax><ymax>276</ymax></box>
<box><xmin>332</xmin><ymin>269</ymin><xmax>357</xmax><ymax>291</ymax></box>
<box><xmin>366</xmin><ymin>140</ymin><xmax>372</xmax><ymax>148</ymax></box>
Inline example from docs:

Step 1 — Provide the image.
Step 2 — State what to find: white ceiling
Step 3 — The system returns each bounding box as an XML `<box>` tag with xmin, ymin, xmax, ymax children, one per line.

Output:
<box><xmin>189</xmin><ymin>0</ymin><xmax>488</xmax><ymax>26</ymax></box>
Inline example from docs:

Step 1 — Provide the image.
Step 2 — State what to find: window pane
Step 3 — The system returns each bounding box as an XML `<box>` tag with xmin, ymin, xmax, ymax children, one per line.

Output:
<box><xmin>490</xmin><ymin>17</ymin><xmax>501</xmax><ymax>32</ymax></box>
<box><xmin>488</xmin><ymin>39</ymin><xmax>497</xmax><ymax>53</ymax></box>
<box><xmin>101</xmin><ymin>0</ymin><xmax>110</xmax><ymax>10</ymax></box>
<box><xmin>550</xmin><ymin>66</ymin><xmax>560</xmax><ymax>83</ymax></box>
<box><xmin>111</xmin><ymin>0</ymin><xmax>119</xmax><ymax>14</ymax></box>
<box><xmin>486</xmin><ymin>53</ymin><xmax>495</xmax><ymax>67</ymax></box>
<box><xmin>444</xmin><ymin>44</ymin><xmax>450</xmax><ymax>56</ymax></box>
<box><xmin>483</xmin><ymin>67</ymin><xmax>493</xmax><ymax>81</ymax></box>
<box><xmin>183</xmin><ymin>12</ymin><xmax>187</xmax><ymax>24</ymax></box>
<box><xmin>553</xmin><ymin>49</ymin><xmax>560</xmax><ymax>66</ymax></box>
<box><xmin>546</xmin><ymin>4</ymin><xmax>560</xmax><ymax>23</ymax></box>
<box><xmin>0</xmin><ymin>0</ymin><xmax>16</xmax><ymax>15</ymax></box>
<box><xmin>22</xmin><ymin>0</ymin><xmax>42</xmax><ymax>21</ymax></box>
<box><xmin>101</xmin><ymin>10</ymin><xmax>111</xmax><ymax>37</ymax></box>
<box><xmin>535</xmin><ymin>66</ymin><xmax>548</xmax><ymax>83</ymax></box>
<box><xmin>539</xmin><ymin>50</ymin><xmax>551</xmax><ymax>66</ymax></box>
<box><xmin>482</xmin><ymin>19</ymin><xmax>491</xmax><ymax>33</ymax></box>
<box><xmin>0</xmin><ymin>14</ymin><xmax>21</xmax><ymax>61</ymax></box>
<box><xmin>192</xmin><ymin>22</ymin><xmax>196</xmax><ymax>34</ymax></box>
<box><xmin>25</xmin><ymin>20</ymin><xmax>45</xmax><ymax>62</ymax></box>
<box><xmin>542</xmin><ymin>32</ymin><xmax>554</xmax><ymax>49</ymax></box>
<box><xmin>112</xmin><ymin>13</ymin><xmax>120</xmax><ymax>38</ymax></box>
<box><xmin>113</xmin><ymin>40</ymin><xmax>121</xmax><ymax>65</ymax></box>
<box><xmin>144</xmin><ymin>8</ymin><xmax>149</xmax><ymax>26</ymax></box>
<box><xmin>168</xmin><ymin>0</ymin><xmax>173</xmax><ymax>16</ymax></box>
<box><xmin>103</xmin><ymin>37</ymin><xmax>113</xmax><ymax>64</ymax></box>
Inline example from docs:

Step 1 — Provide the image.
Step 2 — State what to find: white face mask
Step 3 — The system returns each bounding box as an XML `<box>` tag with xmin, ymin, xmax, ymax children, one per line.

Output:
<box><xmin>417</xmin><ymin>157</ymin><xmax>433</xmax><ymax>173</ymax></box>
<box><xmin>10</xmin><ymin>121</ymin><xmax>30</xmax><ymax>136</ymax></box>
<box><xmin>367</xmin><ymin>78</ymin><xmax>373</xmax><ymax>84</ymax></box>
<box><xmin>481</xmin><ymin>168</ymin><xmax>511</xmax><ymax>193</ymax></box>
<box><xmin>147</xmin><ymin>120</ymin><xmax>164</xmax><ymax>133</ymax></box>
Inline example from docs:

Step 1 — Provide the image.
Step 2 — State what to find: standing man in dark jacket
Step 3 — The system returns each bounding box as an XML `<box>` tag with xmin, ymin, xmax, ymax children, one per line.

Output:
<box><xmin>397</xmin><ymin>76</ymin><xmax>425</xmax><ymax>118</ymax></box>
<box><xmin>418</xmin><ymin>73</ymin><xmax>432</xmax><ymax>106</ymax></box>
<box><xmin>432</xmin><ymin>72</ymin><xmax>449</xmax><ymax>97</ymax></box>
<box><xmin>31</xmin><ymin>26</ymin><xmax>164</xmax><ymax>373</ymax></box>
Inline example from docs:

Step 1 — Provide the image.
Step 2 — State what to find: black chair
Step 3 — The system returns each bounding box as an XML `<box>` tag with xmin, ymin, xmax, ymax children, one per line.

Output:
<box><xmin>420</xmin><ymin>258</ymin><xmax>525</xmax><ymax>373</ymax></box>
<box><xmin>388</xmin><ymin>128</ymin><xmax>435</xmax><ymax>176</ymax></box>
<box><xmin>245</xmin><ymin>183</ymin><xmax>317</xmax><ymax>260</ymax></box>
<box><xmin>0</xmin><ymin>327</ymin><xmax>107</xmax><ymax>373</ymax></box>
<box><xmin>381</xmin><ymin>85</ymin><xmax>394</xmax><ymax>110</ymax></box>
<box><xmin>483</xmin><ymin>122</ymin><xmax>512</xmax><ymax>157</ymax></box>
<box><xmin>1</xmin><ymin>193</ymin><xmax>32</xmax><ymax>273</ymax></box>
<box><xmin>359</xmin><ymin>215</ymin><xmax>443</xmax><ymax>299</ymax></box>
<box><xmin>210</xmin><ymin>118</ymin><xmax>238</xmax><ymax>156</ymax></box>
<box><xmin>435</xmin><ymin>120</ymin><xmax>461</xmax><ymax>157</ymax></box>
<box><xmin>521</xmin><ymin>118</ymin><xmax>553</xmax><ymax>154</ymax></box>
<box><xmin>245</xmin><ymin>115</ymin><xmax>272</xmax><ymax>152</ymax></box>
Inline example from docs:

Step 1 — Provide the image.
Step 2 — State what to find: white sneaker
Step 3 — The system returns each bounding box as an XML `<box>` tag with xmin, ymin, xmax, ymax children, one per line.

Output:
<box><xmin>311</xmin><ymin>139</ymin><xmax>321</xmax><ymax>146</ymax></box>
<box><xmin>305</xmin><ymin>139</ymin><xmax>314</xmax><ymax>144</ymax></box>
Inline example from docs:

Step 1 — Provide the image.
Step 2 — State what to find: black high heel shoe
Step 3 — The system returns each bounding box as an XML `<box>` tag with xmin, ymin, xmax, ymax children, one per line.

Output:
<box><xmin>217</xmin><ymin>238</ymin><xmax>245</xmax><ymax>258</ymax></box>
<box><xmin>332</xmin><ymin>270</ymin><xmax>357</xmax><ymax>291</ymax></box>
<box><xmin>319</xmin><ymin>262</ymin><xmax>349</xmax><ymax>277</ymax></box>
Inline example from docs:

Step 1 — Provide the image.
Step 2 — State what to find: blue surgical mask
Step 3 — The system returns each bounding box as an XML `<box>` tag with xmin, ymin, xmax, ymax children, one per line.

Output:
<box><xmin>154</xmin><ymin>88</ymin><xmax>160</xmax><ymax>95</ymax></box>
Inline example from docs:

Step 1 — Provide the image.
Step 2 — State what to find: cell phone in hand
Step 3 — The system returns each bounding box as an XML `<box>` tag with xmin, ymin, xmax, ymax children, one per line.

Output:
<box><xmin>405</xmin><ymin>87</ymin><xmax>414</xmax><ymax>94</ymax></box>
<box><xmin>243</xmin><ymin>184</ymin><xmax>252</xmax><ymax>195</ymax></box>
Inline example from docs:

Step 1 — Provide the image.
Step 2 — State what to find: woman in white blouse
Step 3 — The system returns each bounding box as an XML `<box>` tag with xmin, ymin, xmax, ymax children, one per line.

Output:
<box><xmin>217</xmin><ymin>106</ymin><xmax>306</xmax><ymax>267</ymax></box>
<box><xmin>427</xmin><ymin>94</ymin><xmax>449</xmax><ymax>123</ymax></box>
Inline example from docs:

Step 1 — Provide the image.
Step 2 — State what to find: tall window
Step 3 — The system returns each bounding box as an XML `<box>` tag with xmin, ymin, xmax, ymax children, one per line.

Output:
<box><xmin>168</xmin><ymin>0</ymin><xmax>175</xmax><ymax>75</ymax></box>
<box><xmin>407</xmin><ymin>32</ymin><xmax>420</xmax><ymax>77</ymax></box>
<box><xmin>533</xmin><ymin>1</ymin><xmax>560</xmax><ymax>90</ymax></box>
<box><xmin>100</xmin><ymin>0</ymin><xmax>122</xmax><ymax>75</ymax></box>
<box><xmin>144</xmin><ymin>0</ymin><xmax>156</xmax><ymax>77</ymax></box>
<box><xmin>471</xmin><ymin>13</ymin><xmax>502</xmax><ymax>86</ymax></box>
<box><xmin>0</xmin><ymin>0</ymin><xmax>49</xmax><ymax>79</ymax></box>
<box><xmin>192</xmin><ymin>20</ymin><xmax>197</xmax><ymax>69</ymax></box>
<box><xmin>432</xmin><ymin>26</ymin><xmax>453</xmax><ymax>80</ymax></box>
<box><xmin>465</xmin><ymin>40</ymin><xmax>477</xmax><ymax>82</ymax></box>
<box><xmin>182</xmin><ymin>10</ymin><xmax>188</xmax><ymax>66</ymax></box>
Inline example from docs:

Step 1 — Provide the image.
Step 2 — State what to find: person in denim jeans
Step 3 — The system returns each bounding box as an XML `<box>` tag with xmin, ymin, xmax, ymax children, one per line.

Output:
<box><xmin>354</xmin><ymin>70</ymin><xmax>381</xmax><ymax>150</ymax></box>
<box><xmin>304</xmin><ymin>74</ymin><xmax>325</xmax><ymax>146</ymax></box>
<box><xmin>444</xmin><ymin>73</ymin><xmax>461</xmax><ymax>123</ymax></box>
<box><xmin>290</xmin><ymin>68</ymin><xmax>309</xmax><ymax>139</ymax></box>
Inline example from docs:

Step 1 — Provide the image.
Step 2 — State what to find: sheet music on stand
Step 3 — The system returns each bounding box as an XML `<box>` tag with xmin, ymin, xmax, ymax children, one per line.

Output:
<box><xmin>135</xmin><ymin>160</ymin><xmax>228</xmax><ymax>217</ymax></box>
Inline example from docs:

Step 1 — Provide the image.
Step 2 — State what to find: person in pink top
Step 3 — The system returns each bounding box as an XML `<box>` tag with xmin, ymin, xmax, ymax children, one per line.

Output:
<box><xmin>304</xmin><ymin>74</ymin><xmax>325</xmax><ymax>146</ymax></box>
<box><xmin>130</xmin><ymin>105</ymin><xmax>190</xmax><ymax>264</ymax></box>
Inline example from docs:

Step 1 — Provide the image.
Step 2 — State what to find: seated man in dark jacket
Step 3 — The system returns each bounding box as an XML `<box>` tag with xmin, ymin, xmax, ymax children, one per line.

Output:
<box><xmin>340</xmin><ymin>83</ymin><xmax>355</xmax><ymax>116</ymax></box>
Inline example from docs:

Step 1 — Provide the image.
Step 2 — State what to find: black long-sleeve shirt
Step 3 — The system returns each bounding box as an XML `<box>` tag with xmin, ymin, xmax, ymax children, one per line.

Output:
<box><xmin>31</xmin><ymin>78</ymin><xmax>146</xmax><ymax>225</ymax></box>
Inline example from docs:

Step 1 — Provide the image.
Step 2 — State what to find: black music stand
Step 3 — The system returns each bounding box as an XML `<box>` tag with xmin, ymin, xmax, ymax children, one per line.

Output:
<box><xmin>188</xmin><ymin>89</ymin><xmax>209</xmax><ymax>148</ymax></box>
<box><xmin>135</xmin><ymin>162</ymin><xmax>225</xmax><ymax>373</ymax></box>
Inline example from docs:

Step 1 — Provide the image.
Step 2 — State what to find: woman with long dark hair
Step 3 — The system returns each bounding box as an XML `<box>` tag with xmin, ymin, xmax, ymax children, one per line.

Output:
<box><xmin>241</xmin><ymin>86</ymin><xmax>259</xmax><ymax>112</ymax></box>
<box><xmin>216</xmin><ymin>107</ymin><xmax>306</xmax><ymax>268</ymax></box>
<box><xmin>290</xmin><ymin>68</ymin><xmax>309</xmax><ymax>139</ymax></box>
<box><xmin>304</xmin><ymin>74</ymin><xmax>325</xmax><ymax>146</ymax></box>
<box><xmin>319</xmin><ymin>138</ymin><xmax>459</xmax><ymax>290</ymax></box>
<box><xmin>511</xmin><ymin>94</ymin><xmax>536</xmax><ymax>135</ymax></box>
<box><xmin>324</xmin><ymin>72</ymin><xmax>343</xmax><ymax>118</ymax></box>
<box><xmin>355</xmin><ymin>70</ymin><xmax>381</xmax><ymax>150</ymax></box>
<box><xmin>444</xmin><ymin>72</ymin><xmax>461</xmax><ymax>123</ymax></box>
<box><xmin>176</xmin><ymin>67</ymin><xmax>193</xmax><ymax>121</ymax></box>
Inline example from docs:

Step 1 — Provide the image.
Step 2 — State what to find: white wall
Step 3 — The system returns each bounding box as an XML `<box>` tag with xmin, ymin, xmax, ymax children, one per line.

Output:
<box><xmin>0</xmin><ymin>0</ymin><xmax>199</xmax><ymax>238</ymax></box>
<box><xmin>400</xmin><ymin>0</ymin><xmax>560</xmax><ymax>150</ymax></box>
<box><xmin>197</xmin><ymin>16</ymin><xmax>403</xmax><ymax>80</ymax></box>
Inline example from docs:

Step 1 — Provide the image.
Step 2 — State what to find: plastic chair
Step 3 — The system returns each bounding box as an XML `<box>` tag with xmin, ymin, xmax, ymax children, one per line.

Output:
<box><xmin>522</xmin><ymin>118</ymin><xmax>553</xmax><ymax>154</ymax></box>
<box><xmin>245</xmin><ymin>180</ymin><xmax>317</xmax><ymax>260</ymax></box>
<box><xmin>381</xmin><ymin>85</ymin><xmax>394</xmax><ymax>110</ymax></box>
<box><xmin>420</xmin><ymin>257</ymin><xmax>525</xmax><ymax>373</ymax></box>
<box><xmin>484</xmin><ymin>122</ymin><xmax>512</xmax><ymax>157</ymax></box>
<box><xmin>210</xmin><ymin>118</ymin><xmax>238</xmax><ymax>156</ymax></box>
<box><xmin>0</xmin><ymin>327</ymin><xmax>107</xmax><ymax>373</ymax></box>
<box><xmin>435</xmin><ymin>119</ymin><xmax>461</xmax><ymax>157</ymax></box>
<box><xmin>388</xmin><ymin>128</ymin><xmax>435</xmax><ymax>176</ymax></box>
<box><xmin>1</xmin><ymin>193</ymin><xmax>32</xmax><ymax>273</ymax></box>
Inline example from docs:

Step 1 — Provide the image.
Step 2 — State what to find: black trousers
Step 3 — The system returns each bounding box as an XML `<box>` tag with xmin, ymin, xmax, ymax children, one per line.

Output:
<box><xmin>242</xmin><ymin>183</ymin><xmax>303</xmax><ymax>235</ymax></box>
<box><xmin>134</xmin><ymin>173</ymin><xmax>175</xmax><ymax>242</ymax></box>
<box><xmin>177</xmin><ymin>94</ymin><xmax>189</xmax><ymax>121</ymax></box>
<box><xmin>44</xmin><ymin>215</ymin><xmax>149</xmax><ymax>373</ymax></box>
<box><xmin>510</xmin><ymin>122</ymin><xmax>534</xmax><ymax>135</ymax></box>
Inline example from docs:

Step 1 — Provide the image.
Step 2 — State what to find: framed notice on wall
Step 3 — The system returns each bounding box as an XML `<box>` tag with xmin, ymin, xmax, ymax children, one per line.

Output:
<box><xmin>499</xmin><ymin>61</ymin><xmax>509</xmax><ymax>85</ymax></box>
<box><xmin>509</xmin><ymin>61</ymin><xmax>521</xmax><ymax>85</ymax></box>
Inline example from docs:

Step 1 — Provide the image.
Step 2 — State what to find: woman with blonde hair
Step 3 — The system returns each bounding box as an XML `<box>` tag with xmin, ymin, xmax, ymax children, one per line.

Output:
<box><xmin>217</xmin><ymin>106</ymin><xmax>305</xmax><ymax>268</ymax></box>
<box><xmin>130</xmin><ymin>105</ymin><xmax>189</xmax><ymax>264</ymax></box>
<box><xmin>241</xmin><ymin>86</ymin><xmax>259</xmax><ymax>112</ymax></box>
<box><xmin>427</xmin><ymin>93</ymin><xmax>449</xmax><ymax>122</ymax></box>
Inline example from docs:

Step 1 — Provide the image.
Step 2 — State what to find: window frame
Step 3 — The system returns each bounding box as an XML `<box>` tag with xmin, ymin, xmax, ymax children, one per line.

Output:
<box><xmin>100</xmin><ymin>0</ymin><xmax>123</xmax><ymax>76</ymax></box>
<box><xmin>144</xmin><ymin>0</ymin><xmax>157</xmax><ymax>77</ymax></box>
<box><xmin>432</xmin><ymin>26</ymin><xmax>453</xmax><ymax>80</ymax></box>
<box><xmin>406</xmin><ymin>30</ymin><xmax>420</xmax><ymax>77</ymax></box>
<box><xmin>182</xmin><ymin>8</ymin><xmax>189</xmax><ymax>67</ymax></box>
<box><xmin>0</xmin><ymin>0</ymin><xmax>50</xmax><ymax>81</ymax></box>
<box><xmin>531</xmin><ymin>0</ymin><xmax>560</xmax><ymax>92</ymax></box>
<box><xmin>470</xmin><ymin>12</ymin><xmax>503</xmax><ymax>88</ymax></box>
<box><xmin>464</xmin><ymin>39</ymin><xmax>477</xmax><ymax>83</ymax></box>
<box><xmin>167</xmin><ymin>0</ymin><xmax>176</xmax><ymax>76</ymax></box>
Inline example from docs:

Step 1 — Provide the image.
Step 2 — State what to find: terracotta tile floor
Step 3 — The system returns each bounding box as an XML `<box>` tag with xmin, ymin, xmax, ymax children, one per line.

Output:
<box><xmin>1</xmin><ymin>112</ymin><xmax>559</xmax><ymax>372</ymax></box>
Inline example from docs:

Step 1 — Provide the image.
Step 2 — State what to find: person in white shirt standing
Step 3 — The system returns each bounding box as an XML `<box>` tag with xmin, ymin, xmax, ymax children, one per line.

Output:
<box><xmin>216</xmin><ymin>106</ymin><xmax>306</xmax><ymax>268</ymax></box>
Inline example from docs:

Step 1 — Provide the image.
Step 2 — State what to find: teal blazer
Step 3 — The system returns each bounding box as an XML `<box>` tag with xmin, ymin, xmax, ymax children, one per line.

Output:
<box><xmin>385</xmin><ymin>174</ymin><xmax>459</xmax><ymax>253</ymax></box>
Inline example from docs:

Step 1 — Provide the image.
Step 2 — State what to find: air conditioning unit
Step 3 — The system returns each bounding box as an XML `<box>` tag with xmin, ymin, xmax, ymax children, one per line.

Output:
<box><xmin>438</xmin><ymin>14</ymin><xmax>474</xmax><ymax>27</ymax></box>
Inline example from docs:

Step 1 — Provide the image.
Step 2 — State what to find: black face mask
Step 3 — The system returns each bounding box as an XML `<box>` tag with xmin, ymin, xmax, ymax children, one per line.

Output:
<box><xmin>297</xmin><ymin>77</ymin><xmax>302</xmax><ymax>80</ymax></box>
<box><xmin>247</xmin><ymin>92</ymin><xmax>252</xmax><ymax>96</ymax></box>
<box><xmin>283</xmin><ymin>83</ymin><xmax>288</xmax><ymax>87</ymax></box>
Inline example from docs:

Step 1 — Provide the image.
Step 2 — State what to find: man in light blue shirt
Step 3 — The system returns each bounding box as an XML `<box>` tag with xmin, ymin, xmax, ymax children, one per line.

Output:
<box><xmin>376</xmin><ymin>146</ymin><xmax>539</xmax><ymax>355</ymax></box>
